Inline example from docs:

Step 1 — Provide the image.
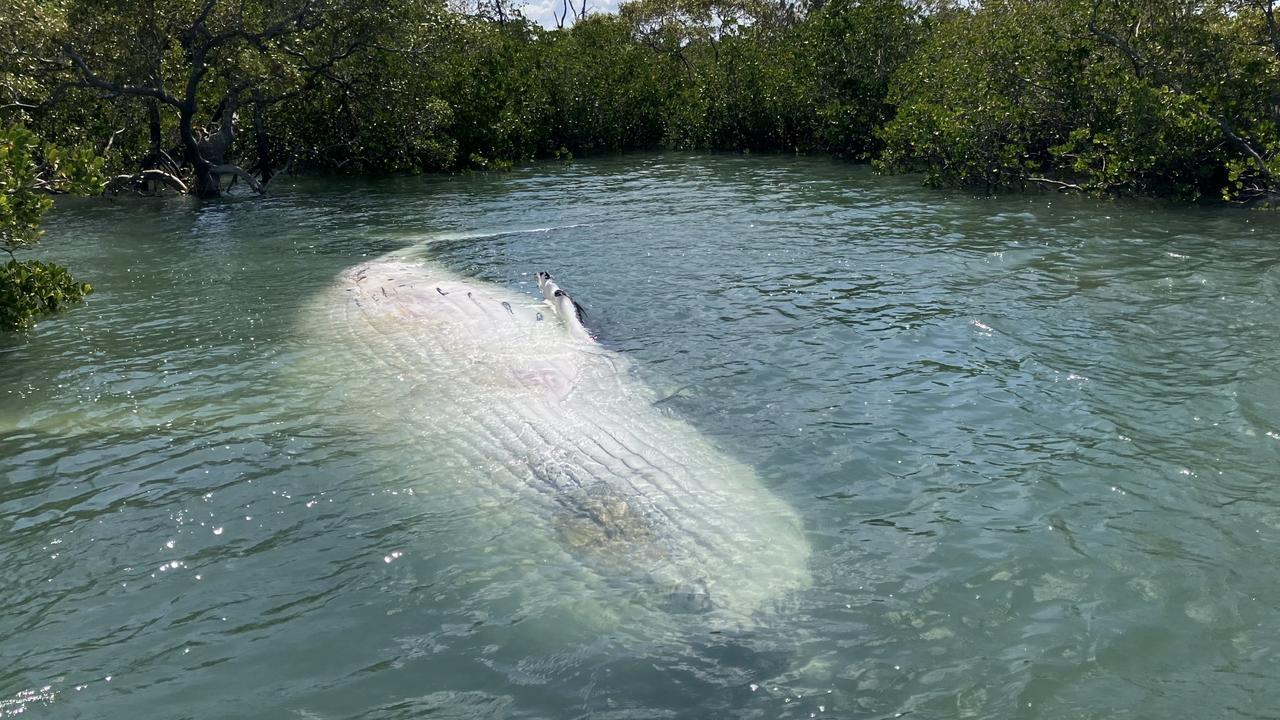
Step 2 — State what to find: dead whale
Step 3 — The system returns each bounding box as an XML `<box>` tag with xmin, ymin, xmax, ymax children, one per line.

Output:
<box><xmin>302</xmin><ymin>253</ymin><xmax>810</xmax><ymax>629</ymax></box>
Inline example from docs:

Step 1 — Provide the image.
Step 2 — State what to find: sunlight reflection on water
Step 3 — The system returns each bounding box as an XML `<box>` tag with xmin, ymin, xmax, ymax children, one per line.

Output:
<box><xmin>4</xmin><ymin>155</ymin><xmax>1280</xmax><ymax>719</ymax></box>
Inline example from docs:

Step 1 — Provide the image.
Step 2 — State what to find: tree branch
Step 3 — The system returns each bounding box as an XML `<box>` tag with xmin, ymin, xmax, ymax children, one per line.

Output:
<box><xmin>193</xmin><ymin>0</ymin><xmax>220</xmax><ymax>30</ymax></box>
<box><xmin>101</xmin><ymin>127</ymin><xmax>126</xmax><ymax>155</ymax></box>
<box><xmin>1265</xmin><ymin>0</ymin><xmax>1280</xmax><ymax>60</ymax></box>
<box><xmin>1088</xmin><ymin>0</ymin><xmax>1273</xmax><ymax>183</ymax></box>
<box><xmin>210</xmin><ymin>163</ymin><xmax>264</xmax><ymax>193</ymax></box>
<box><xmin>106</xmin><ymin>169</ymin><xmax>190</xmax><ymax>194</ymax></box>
<box><xmin>1028</xmin><ymin>177</ymin><xmax>1084</xmax><ymax>192</ymax></box>
<box><xmin>205</xmin><ymin>0</ymin><xmax>320</xmax><ymax>51</ymax></box>
<box><xmin>62</xmin><ymin>48</ymin><xmax>183</xmax><ymax>107</ymax></box>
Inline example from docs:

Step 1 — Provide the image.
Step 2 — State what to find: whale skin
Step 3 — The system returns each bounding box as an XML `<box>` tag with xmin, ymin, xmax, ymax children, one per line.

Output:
<box><xmin>303</xmin><ymin>255</ymin><xmax>811</xmax><ymax>628</ymax></box>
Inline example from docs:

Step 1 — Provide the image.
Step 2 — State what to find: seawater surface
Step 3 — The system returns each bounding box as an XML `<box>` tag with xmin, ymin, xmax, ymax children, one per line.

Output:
<box><xmin>4</xmin><ymin>155</ymin><xmax>1280</xmax><ymax>719</ymax></box>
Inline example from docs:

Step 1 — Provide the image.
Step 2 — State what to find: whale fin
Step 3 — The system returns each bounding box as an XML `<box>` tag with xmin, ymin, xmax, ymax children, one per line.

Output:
<box><xmin>537</xmin><ymin>271</ymin><xmax>592</xmax><ymax>340</ymax></box>
<box><xmin>553</xmin><ymin>289</ymin><xmax>587</xmax><ymax>325</ymax></box>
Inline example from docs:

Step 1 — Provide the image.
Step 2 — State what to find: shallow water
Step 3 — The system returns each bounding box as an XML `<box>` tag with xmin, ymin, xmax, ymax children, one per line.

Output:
<box><xmin>4</xmin><ymin>155</ymin><xmax>1280</xmax><ymax>719</ymax></box>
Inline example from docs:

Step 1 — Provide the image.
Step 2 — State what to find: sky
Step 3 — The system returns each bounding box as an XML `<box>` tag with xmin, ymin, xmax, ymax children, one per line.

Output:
<box><xmin>518</xmin><ymin>0</ymin><xmax>621</xmax><ymax>28</ymax></box>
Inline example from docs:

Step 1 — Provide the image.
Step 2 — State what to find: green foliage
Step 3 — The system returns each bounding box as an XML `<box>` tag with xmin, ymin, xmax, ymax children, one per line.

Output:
<box><xmin>542</xmin><ymin>15</ymin><xmax>674</xmax><ymax>152</ymax></box>
<box><xmin>0</xmin><ymin>125</ymin><xmax>101</xmax><ymax>330</ymax></box>
<box><xmin>2</xmin><ymin>0</ymin><xmax>920</xmax><ymax>179</ymax></box>
<box><xmin>261</xmin><ymin>2</ymin><xmax>465</xmax><ymax>173</ymax></box>
<box><xmin>877</xmin><ymin>1</ymin><xmax>1097</xmax><ymax>188</ymax></box>
<box><xmin>660</xmin><ymin>29</ymin><xmax>814</xmax><ymax>151</ymax></box>
<box><xmin>4</xmin><ymin>0</ymin><xmax>1278</xmax><ymax>203</ymax></box>
<box><xmin>440</xmin><ymin>22</ymin><xmax>553</xmax><ymax>167</ymax></box>
<box><xmin>0</xmin><ymin>125</ymin><xmax>105</xmax><ymax>253</ymax></box>
<box><xmin>805</xmin><ymin>0</ymin><xmax>923</xmax><ymax>158</ymax></box>
<box><xmin>877</xmin><ymin>0</ymin><xmax>1280</xmax><ymax>201</ymax></box>
<box><xmin>0</xmin><ymin>259</ymin><xmax>93</xmax><ymax>331</ymax></box>
<box><xmin>0</xmin><ymin>126</ymin><xmax>52</xmax><ymax>253</ymax></box>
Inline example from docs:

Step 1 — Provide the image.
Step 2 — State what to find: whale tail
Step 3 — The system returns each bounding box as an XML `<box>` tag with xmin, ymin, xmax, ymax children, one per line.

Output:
<box><xmin>536</xmin><ymin>271</ymin><xmax>590</xmax><ymax>340</ymax></box>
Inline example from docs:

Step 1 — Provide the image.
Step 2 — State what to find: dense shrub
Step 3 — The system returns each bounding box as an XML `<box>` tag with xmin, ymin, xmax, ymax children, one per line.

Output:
<box><xmin>877</xmin><ymin>0</ymin><xmax>1280</xmax><ymax>200</ymax></box>
<box><xmin>0</xmin><ymin>125</ymin><xmax>100</xmax><ymax>331</ymax></box>
<box><xmin>0</xmin><ymin>259</ymin><xmax>93</xmax><ymax>331</ymax></box>
<box><xmin>4</xmin><ymin>0</ymin><xmax>1278</xmax><ymax>202</ymax></box>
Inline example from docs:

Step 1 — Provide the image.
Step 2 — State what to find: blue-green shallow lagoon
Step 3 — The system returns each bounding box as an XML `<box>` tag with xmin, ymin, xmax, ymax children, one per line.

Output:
<box><xmin>4</xmin><ymin>155</ymin><xmax>1280</xmax><ymax>719</ymax></box>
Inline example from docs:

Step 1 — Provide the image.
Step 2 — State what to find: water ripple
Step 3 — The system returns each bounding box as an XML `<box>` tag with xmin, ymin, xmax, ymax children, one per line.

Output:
<box><xmin>4</xmin><ymin>156</ymin><xmax>1280</xmax><ymax>718</ymax></box>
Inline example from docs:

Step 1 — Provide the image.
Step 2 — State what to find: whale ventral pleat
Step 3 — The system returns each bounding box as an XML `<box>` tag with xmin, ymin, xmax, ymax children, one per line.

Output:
<box><xmin>324</xmin><ymin>257</ymin><xmax>812</xmax><ymax>622</ymax></box>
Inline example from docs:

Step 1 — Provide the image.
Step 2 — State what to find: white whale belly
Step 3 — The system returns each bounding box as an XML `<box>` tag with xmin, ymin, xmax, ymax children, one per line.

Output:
<box><xmin>301</xmin><ymin>256</ymin><xmax>811</xmax><ymax>625</ymax></box>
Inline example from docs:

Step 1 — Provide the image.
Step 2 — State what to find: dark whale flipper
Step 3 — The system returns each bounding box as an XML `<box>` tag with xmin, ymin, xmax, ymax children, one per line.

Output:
<box><xmin>553</xmin><ymin>289</ymin><xmax>588</xmax><ymax>325</ymax></box>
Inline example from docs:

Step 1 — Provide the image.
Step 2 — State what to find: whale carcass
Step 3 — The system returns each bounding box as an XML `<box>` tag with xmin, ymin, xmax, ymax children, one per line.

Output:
<box><xmin>302</xmin><ymin>253</ymin><xmax>810</xmax><ymax>628</ymax></box>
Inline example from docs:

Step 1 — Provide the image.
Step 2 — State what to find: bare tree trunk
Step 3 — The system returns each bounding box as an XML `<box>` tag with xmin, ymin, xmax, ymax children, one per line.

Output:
<box><xmin>179</xmin><ymin>104</ymin><xmax>219</xmax><ymax>198</ymax></box>
<box><xmin>64</xmin><ymin>0</ymin><xmax>324</xmax><ymax>199</ymax></box>
<box><xmin>252</xmin><ymin>100</ymin><xmax>274</xmax><ymax>184</ymax></box>
<box><xmin>148</xmin><ymin>100</ymin><xmax>163</xmax><ymax>154</ymax></box>
<box><xmin>142</xmin><ymin>99</ymin><xmax>165</xmax><ymax>193</ymax></box>
<box><xmin>187</xmin><ymin>93</ymin><xmax>240</xmax><ymax>197</ymax></box>
<box><xmin>1264</xmin><ymin>0</ymin><xmax>1280</xmax><ymax>59</ymax></box>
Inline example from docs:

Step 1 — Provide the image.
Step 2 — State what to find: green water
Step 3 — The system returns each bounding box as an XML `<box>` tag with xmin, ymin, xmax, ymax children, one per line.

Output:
<box><xmin>4</xmin><ymin>155</ymin><xmax>1280</xmax><ymax>719</ymax></box>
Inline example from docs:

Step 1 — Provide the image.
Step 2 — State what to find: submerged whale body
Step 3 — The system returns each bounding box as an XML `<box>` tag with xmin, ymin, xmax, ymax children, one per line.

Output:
<box><xmin>305</xmin><ymin>254</ymin><xmax>810</xmax><ymax>628</ymax></box>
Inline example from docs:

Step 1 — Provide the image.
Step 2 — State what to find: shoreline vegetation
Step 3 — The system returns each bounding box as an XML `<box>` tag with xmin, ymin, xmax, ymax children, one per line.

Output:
<box><xmin>3</xmin><ymin>0</ymin><xmax>1280</xmax><ymax>327</ymax></box>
